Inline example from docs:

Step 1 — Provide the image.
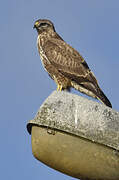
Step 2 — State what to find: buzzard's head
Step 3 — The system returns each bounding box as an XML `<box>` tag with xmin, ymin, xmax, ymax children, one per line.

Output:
<box><xmin>33</xmin><ymin>19</ymin><xmax>55</xmax><ymax>34</ymax></box>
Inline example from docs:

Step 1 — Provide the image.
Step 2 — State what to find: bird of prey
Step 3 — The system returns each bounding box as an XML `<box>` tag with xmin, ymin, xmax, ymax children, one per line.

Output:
<box><xmin>33</xmin><ymin>19</ymin><xmax>112</xmax><ymax>108</ymax></box>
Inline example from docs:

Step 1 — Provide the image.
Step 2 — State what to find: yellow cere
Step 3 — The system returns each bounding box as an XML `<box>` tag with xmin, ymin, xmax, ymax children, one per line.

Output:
<box><xmin>35</xmin><ymin>21</ymin><xmax>39</xmax><ymax>26</ymax></box>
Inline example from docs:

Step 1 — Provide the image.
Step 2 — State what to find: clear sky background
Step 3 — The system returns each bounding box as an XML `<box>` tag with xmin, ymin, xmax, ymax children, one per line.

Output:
<box><xmin>1</xmin><ymin>0</ymin><xmax>119</xmax><ymax>180</ymax></box>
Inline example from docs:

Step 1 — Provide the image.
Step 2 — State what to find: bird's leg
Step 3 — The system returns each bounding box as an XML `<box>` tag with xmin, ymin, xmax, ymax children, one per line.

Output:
<box><xmin>57</xmin><ymin>84</ymin><xmax>63</xmax><ymax>91</ymax></box>
<box><xmin>57</xmin><ymin>84</ymin><xmax>59</xmax><ymax>91</ymax></box>
<box><xmin>59</xmin><ymin>85</ymin><xmax>62</xmax><ymax>91</ymax></box>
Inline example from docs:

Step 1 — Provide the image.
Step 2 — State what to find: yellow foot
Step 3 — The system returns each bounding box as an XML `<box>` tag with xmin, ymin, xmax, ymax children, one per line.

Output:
<box><xmin>57</xmin><ymin>84</ymin><xmax>62</xmax><ymax>91</ymax></box>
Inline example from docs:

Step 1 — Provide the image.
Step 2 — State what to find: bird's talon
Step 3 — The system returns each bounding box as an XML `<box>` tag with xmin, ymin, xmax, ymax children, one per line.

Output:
<box><xmin>59</xmin><ymin>86</ymin><xmax>62</xmax><ymax>91</ymax></box>
<box><xmin>57</xmin><ymin>84</ymin><xmax>62</xmax><ymax>91</ymax></box>
<box><xmin>57</xmin><ymin>84</ymin><xmax>59</xmax><ymax>91</ymax></box>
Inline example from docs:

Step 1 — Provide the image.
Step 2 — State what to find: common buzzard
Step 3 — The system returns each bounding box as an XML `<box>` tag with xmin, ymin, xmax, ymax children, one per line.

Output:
<box><xmin>33</xmin><ymin>19</ymin><xmax>112</xmax><ymax>108</ymax></box>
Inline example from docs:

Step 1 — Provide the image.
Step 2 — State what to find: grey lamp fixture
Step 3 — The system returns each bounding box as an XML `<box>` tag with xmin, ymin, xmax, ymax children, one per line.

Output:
<box><xmin>27</xmin><ymin>91</ymin><xmax>119</xmax><ymax>180</ymax></box>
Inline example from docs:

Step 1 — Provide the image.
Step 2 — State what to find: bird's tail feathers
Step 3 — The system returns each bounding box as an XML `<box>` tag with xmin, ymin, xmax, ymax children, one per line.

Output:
<box><xmin>71</xmin><ymin>81</ymin><xmax>97</xmax><ymax>99</ymax></box>
<box><xmin>71</xmin><ymin>81</ymin><xmax>112</xmax><ymax>108</ymax></box>
<box><xmin>95</xmin><ymin>86</ymin><xmax>112</xmax><ymax>108</ymax></box>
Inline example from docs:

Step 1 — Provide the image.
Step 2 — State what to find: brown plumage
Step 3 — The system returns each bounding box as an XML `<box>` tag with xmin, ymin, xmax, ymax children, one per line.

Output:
<box><xmin>33</xmin><ymin>19</ymin><xmax>112</xmax><ymax>108</ymax></box>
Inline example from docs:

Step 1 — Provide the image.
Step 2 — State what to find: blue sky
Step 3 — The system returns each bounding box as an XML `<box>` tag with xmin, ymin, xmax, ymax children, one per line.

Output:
<box><xmin>1</xmin><ymin>0</ymin><xmax>119</xmax><ymax>180</ymax></box>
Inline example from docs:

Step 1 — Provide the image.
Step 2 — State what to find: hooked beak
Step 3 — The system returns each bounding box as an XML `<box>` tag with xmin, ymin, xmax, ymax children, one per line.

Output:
<box><xmin>33</xmin><ymin>24</ymin><xmax>36</xmax><ymax>29</ymax></box>
<box><xmin>33</xmin><ymin>21</ymin><xmax>39</xmax><ymax>29</ymax></box>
